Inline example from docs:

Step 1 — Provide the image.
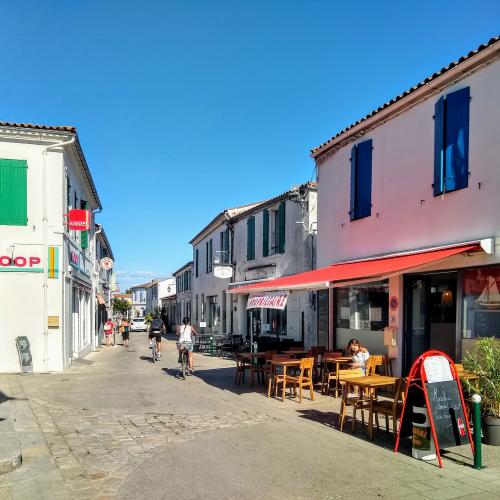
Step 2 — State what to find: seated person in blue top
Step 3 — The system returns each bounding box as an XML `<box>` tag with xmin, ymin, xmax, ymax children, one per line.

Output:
<box><xmin>346</xmin><ymin>338</ymin><xmax>370</xmax><ymax>375</ymax></box>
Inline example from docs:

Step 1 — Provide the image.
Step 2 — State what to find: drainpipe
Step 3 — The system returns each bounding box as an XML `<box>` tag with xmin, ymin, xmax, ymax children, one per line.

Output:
<box><xmin>42</xmin><ymin>136</ymin><xmax>76</xmax><ymax>372</ymax></box>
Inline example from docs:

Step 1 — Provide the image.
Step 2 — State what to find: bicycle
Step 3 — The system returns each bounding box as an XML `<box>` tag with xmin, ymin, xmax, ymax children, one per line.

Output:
<box><xmin>177</xmin><ymin>342</ymin><xmax>189</xmax><ymax>379</ymax></box>
<box><xmin>150</xmin><ymin>336</ymin><xmax>158</xmax><ymax>363</ymax></box>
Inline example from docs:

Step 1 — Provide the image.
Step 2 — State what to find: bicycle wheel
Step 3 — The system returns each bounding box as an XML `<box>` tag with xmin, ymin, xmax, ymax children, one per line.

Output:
<box><xmin>152</xmin><ymin>340</ymin><xmax>156</xmax><ymax>363</ymax></box>
<box><xmin>181</xmin><ymin>352</ymin><xmax>187</xmax><ymax>379</ymax></box>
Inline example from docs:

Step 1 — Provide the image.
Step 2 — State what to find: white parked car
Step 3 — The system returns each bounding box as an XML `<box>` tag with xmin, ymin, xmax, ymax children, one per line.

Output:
<box><xmin>131</xmin><ymin>317</ymin><xmax>147</xmax><ymax>332</ymax></box>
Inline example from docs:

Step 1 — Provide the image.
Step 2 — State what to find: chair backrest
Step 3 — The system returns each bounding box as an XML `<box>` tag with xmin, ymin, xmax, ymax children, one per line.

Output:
<box><xmin>392</xmin><ymin>378</ymin><xmax>406</xmax><ymax>408</ymax></box>
<box><xmin>271</xmin><ymin>353</ymin><xmax>292</xmax><ymax>361</ymax></box>
<box><xmin>365</xmin><ymin>355</ymin><xmax>384</xmax><ymax>375</ymax></box>
<box><xmin>299</xmin><ymin>357</ymin><xmax>314</xmax><ymax>378</ymax></box>
<box><xmin>323</xmin><ymin>352</ymin><xmax>342</xmax><ymax>360</ymax></box>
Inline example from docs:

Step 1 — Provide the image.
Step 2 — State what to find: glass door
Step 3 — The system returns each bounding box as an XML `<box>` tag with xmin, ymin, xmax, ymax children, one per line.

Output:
<box><xmin>404</xmin><ymin>273</ymin><xmax>457</xmax><ymax>373</ymax></box>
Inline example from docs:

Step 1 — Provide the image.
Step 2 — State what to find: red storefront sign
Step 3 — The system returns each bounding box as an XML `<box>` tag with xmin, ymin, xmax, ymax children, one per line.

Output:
<box><xmin>67</xmin><ymin>209</ymin><xmax>90</xmax><ymax>231</ymax></box>
<box><xmin>0</xmin><ymin>256</ymin><xmax>41</xmax><ymax>267</ymax></box>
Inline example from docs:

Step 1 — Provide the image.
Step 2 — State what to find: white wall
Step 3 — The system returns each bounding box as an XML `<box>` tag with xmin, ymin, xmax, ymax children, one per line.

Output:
<box><xmin>317</xmin><ymin>59</ymin><xmax>500</xmax><ymax>266</ymax></box>
<box><xmin>0</xmin><ymin>131</ymin><xmax>98</xmax><ymax>372</ymax></box>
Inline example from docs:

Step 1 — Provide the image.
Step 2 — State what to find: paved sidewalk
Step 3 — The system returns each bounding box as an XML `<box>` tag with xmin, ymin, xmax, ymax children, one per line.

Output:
<box><xmin>0</xmin><ymin>334</ymin><xmax>499</xmax><ymax>500</ymax></box>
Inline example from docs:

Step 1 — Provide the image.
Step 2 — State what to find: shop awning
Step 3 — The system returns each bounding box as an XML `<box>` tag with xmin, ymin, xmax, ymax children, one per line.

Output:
<box><xmin>247</xmin><ymin>291</ymin><xmax>288</xmax><ymax>310</ymax></box>
<box><xmin>97</xmin><ymin>294</ymin><xmax>106</xmax><ymax>305</ymax></box>
<box><xmin>229</xmin><ymin>243</ymin><xmax>480</xmax><ymax>294</ymax></box>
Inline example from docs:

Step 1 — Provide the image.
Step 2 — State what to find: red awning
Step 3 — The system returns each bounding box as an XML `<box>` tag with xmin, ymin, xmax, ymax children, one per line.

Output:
<box><xmin>229</xmin><ymin>244</ymin><xmax>480</xmax><ymax>294</ymax></box>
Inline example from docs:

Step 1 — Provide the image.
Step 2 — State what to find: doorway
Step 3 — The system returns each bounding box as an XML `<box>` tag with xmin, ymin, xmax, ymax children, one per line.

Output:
<box><xmin>404</xmin><ymin>272</ymin><xmax>457</xmax><ymax>373</ymax></box>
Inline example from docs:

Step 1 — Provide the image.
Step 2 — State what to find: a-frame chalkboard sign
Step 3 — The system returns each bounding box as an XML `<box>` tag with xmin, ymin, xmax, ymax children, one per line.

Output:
<box><xmin>395</xmin><ymin>350</ymin><xmax>474</xmax><ymax>468</ymax></box>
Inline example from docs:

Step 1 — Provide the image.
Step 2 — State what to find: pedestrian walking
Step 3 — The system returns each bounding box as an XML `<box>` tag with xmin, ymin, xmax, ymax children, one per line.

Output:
<box><xmin>121</xmin><ymin>318</ymin><xmax>130</xmax><ymax>347</ymax></box>
<box><xmin>103</xmin><ymin>318</ymin><xmax>115</xmax><ymax>347</ymax></box>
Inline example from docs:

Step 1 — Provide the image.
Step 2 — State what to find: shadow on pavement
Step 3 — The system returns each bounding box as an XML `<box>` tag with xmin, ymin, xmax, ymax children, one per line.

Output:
<box><xmin>0</xmin><ymin>390</ymin><xmax>26</xmax><ymax>405</ymax></box>
<box><xmin>139</xmin><ymin>356</ymin><xmax>155</xmax><ymax>364</ymax></box>
<box><xmin>161</xmin><ymin>367</ymin><xmax>186</xmax><ymax>380</ymax></box>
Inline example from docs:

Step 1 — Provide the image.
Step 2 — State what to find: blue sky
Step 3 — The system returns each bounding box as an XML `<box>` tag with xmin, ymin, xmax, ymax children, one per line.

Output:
<box><xmin>2</xmin><ymin>1</ymin><xmax>499</xmax><ymax>290</ymax></box>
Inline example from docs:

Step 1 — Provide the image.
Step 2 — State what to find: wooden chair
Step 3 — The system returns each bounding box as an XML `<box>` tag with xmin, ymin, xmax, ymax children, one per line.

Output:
<box><xmin>365</xmin><ymin>355</ymin><xmax>384</xmax><ymax>375</ymax></box>
<box><xmin>308</xmin><ymin>347</ymin><xmax>326</xmax><ymax>382</ymax></box>
<box><xmin>321</xmin><ymin>352</ymin><xmax>342</xmax><ymax>394</ymax></box>
<box><xmin>338</xmin><ymin>368</ymin><xmax>365</xmax><ymax>432</ymax></box>
<box><xmin>267</xmin><ymin>354</ymin><xmax>293</xmax><ymax>397</ymax></box>
<box><xmin>275</xmin><ymin>357</ymin><xmax>315</xmax><ymax>403</ymax></box>
<box><xmin>371</xmin><ymin>377</ymin><xmax>406</xmax><ymax>440</ymax></box>
<box><xmin>234</xmin><ymin>353</ymin><xmax>250</xmax><ymax>385</ymax></box>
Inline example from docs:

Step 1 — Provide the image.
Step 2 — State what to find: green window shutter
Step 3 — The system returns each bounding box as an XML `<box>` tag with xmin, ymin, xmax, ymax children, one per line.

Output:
<box><xmin>262</xmin><ymin>209</ymin><xmax>269</xmax><ymax>257</ymax></box>
<box><xmin>0</xmin><ymin>159</ymin><xmax>28</xmax><ymax>226</ymax></box>
<box><xmin>224</xmin><ymin>228</ymin><xmax>230</xmax><ymax>263</ymax></box>
<box><xmin>206</xmin><ymin>242</ymin><xmax>209</xmax><ymax>273</ymax></box>
<box><xmin>80</xmin><ymin>200</ymin><xmax>88</xmax><ymax>249</ymax></box>
<box><xmin>247</xmin><ymin>217</ymin><xmax>255</xmax><ymax>260</ymax></box>
<box><xmin>278</xmin><ymin>202</ymin><xmax>286</xmax><ymax>254</ymax></box>
<box><xmin>195</xmin><ymin>249</ymin><xmax>199</xmax><ymax>277</ymax></box>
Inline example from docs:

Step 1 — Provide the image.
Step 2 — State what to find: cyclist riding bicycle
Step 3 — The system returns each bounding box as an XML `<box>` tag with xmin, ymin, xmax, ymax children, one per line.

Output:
<box><xmin>149</xmin><ymin>314</ymin><xmax>164</xmax><ymax>358</ymax></box>
<box><xmin>176</xmin><ymin>316</ymin><xmax>197</xmax><ymax>374</ymax></box>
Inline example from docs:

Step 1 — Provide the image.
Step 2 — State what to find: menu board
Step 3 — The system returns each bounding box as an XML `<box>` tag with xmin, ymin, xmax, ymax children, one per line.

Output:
<box><xmin>425</xmin><ymin>380</ymin><xmax>468</xmax><ymax>449</ymax></box>
<box><xmin>473</xmin><ymin>309</ymin><xmax>500</xmax><ymax>338</ymax></box>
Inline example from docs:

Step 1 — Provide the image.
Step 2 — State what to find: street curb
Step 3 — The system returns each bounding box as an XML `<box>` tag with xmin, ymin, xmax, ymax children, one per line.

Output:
<box><xmin>0</xmin><ymin>417</ymin><xmax>22</xmax><ymax>475</ymax></box>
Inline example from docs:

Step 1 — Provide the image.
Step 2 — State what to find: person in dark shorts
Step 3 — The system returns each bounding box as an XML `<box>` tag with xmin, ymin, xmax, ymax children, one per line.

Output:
<box><xmin>148</xmin><ymin>314</ymin><xmax>165</xmax><ymax>358</ymax></box>
<box><xmin>121</xmin><ymin>318</ymin><xmax>130</xmax><ymax>347</ymax></box>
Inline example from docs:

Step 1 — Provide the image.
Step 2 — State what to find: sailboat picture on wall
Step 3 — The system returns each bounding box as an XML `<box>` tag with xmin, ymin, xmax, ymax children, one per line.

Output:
<box><xmin>476</xmin><ymin>275</ymin><xmax>500</xmax><ymax>309</ymax></box>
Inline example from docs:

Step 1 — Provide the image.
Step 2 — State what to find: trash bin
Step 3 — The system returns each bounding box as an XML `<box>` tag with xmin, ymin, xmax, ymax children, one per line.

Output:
<box><xmin>412</xmin><ymin>406</ymin><xmax>436</xmax><ymax>461</ymax></box>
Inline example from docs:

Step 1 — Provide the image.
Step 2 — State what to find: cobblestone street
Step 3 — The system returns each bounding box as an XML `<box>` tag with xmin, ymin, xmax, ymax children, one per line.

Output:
<box><xmin>1</xmin><ymin>334</ymin><xmax>500</xmax><ymax>500</ymax></box>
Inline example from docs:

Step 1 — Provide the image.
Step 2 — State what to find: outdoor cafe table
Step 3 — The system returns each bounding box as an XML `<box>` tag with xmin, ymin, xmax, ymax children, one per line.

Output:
<box><xmin>340</xmin><ymin>374</ymin><xmax>398</xmax><ymax>439</ymax></box>
<box><xmin>267</xmin><ymin>359</ymin><xmax>302</xmax><ymax>401</ymax></box>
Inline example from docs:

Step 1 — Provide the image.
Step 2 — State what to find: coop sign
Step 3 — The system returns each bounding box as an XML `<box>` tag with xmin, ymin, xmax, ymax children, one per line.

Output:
<box><xmin>247</xmin><ymin>291</ymin><xmax>289</xmax><ymax>311</ymax></box>
<box><xmin>67</xmin><ymin>209</ymin><xmax>90</xmax><ymax>231</ymax></box>
<box><xmin>0</xmin><ymin>255</ymin><xmax>43</xmax><ymax>273</ymax></box>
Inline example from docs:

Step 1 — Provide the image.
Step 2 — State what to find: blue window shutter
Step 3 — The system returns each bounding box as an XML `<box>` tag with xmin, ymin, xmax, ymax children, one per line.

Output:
<box><xmin>355</xmin><ymin>140</ymin><xmax>372</xmax><ymax>219</ymax></box>
<box><xmin>247</xmin><ymin>218</ymin><xmax>253</xmax><ymax>260</ymax></box>
<box><xmin>444</xmin><ymin>87</ymin><xmax>469</xmax><ymax>192</ymax></box>
<box><xmin>262</xmin><ymin>209</ymin><xmax>269</xmax><ymax>257</ymax></box>
<box><xmin>349</xmin><ymin>145</ymin><xmax>357</xmax><ymax>220</ymax></box>
<box><xmin>224</xmin><ymin>228</ymin><xmax>230</xmax><ymax>263</ymax></box>
<box><xmin>278</xmin><ymin>202</ymin><xmax>286</xmax><ymax>254</ymax></box>
<box><xmin>250</xmin><ymin>217</ymin><xmax>255</xmax><ymax>259</ymax></box>
<box><xmin>434</xmin><ymin>96</ymin><xmax>445</xmax><ymax>196</ymax></box>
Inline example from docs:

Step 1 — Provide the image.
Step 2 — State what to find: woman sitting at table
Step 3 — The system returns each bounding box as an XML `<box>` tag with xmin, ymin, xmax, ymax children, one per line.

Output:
<box><xmin>346</xmin><ymin>338</ymin><xmax>370</xmax><ymax>375</ymax></box>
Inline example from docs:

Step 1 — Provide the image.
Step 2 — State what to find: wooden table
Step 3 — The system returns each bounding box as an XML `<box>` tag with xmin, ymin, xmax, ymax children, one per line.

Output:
<box><xmin>457</xmin><ymin>369</ymin><xmax>477</xmax><ymax>380</ymax></box>
<box><xmin>268</xmin><ymin>359</ymin><xmax>301</xmax><ymax>401</ymax></box>
<box><xmin>341</xmin><ymin>375</ymin><xmax>398</xmax><ymax>438</ymax></box>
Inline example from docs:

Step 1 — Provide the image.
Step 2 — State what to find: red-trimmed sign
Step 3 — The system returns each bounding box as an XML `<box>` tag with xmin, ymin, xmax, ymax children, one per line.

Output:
<box><xmin>68</xmin><ymin>209</ymin><xmax>90</xmax><ymax>231</ymax></box>
<box><xmin>247</xmin><ymin>291</ymin><xmax>289</xmax><ymax>310</ymax></box>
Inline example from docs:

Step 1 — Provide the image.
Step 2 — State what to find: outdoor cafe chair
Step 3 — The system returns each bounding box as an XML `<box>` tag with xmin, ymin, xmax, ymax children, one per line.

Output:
<box><xmin>320</xmin><ymin>352</ymin><xmax>343</xmax><ymax>394</ymax></box>
<box><xmin>274</xmin><ymin>357</ymin><xmax>315</xmax><ymax>403</ymax></box>
<box><xmin>338</xmin><ymin>368</ymin><xmax>366</xmax><ymax>432</ymax></box>
<box><xmin>308</xmin><ymin>346</ymin><xmax>326</xmax><ymax>383</ymax></box>
<box><xmin>365</xmin><ymin>355</ymin><xmax>385</xmax><ymax>376</ymax></box>
<box><xmin>267</xmin><ymin>353</ymin><xmax>293</xmax><ymax>398</ymax></box>
<box><xmin>234</xmin><ymin>353</ymin><xmax>251</xmax><ymax>385</ymax></box>
<box><xmin>371</xmin><ymin>377</ymin><xmax>406</xmax><ymax>441</ymax></box>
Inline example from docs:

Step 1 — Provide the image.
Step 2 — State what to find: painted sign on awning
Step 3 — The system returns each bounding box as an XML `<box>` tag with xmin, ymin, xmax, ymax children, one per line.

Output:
<box><xmin>247</xmin><ymin>291</ymin><xmax>289</xmax><ymax>310</ymax></box>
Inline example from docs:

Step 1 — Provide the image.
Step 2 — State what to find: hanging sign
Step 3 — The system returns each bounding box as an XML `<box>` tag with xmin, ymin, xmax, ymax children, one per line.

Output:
<box><xmin>213</xmin><ymin>265</ymin><xmax>233</xmax><ymax>279</ymax></box>
<box><xmin>100</xmin><ymin>257</ymin><xmax>114</xmax><ymax>270</ymax></box>
<box><xmin>247</xmin><ymin>291</ymin><xmax>289</xmax><ymax>311</ymax></box>
<box><xmin>395</xmin><ymin>350</ymin><xmax>474</xmax><ymax>468</ymax></box>
<box><xmin>67</xmin><ymin>209</ymin><xmax>90</xmax><ymax>231</ymax></box>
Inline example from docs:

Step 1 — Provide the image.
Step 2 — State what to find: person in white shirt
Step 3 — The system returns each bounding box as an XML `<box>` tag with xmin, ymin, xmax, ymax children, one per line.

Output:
<box><xmin>176</xmin><ymin>317</ymin><xmax>197</xmax><ymax>374</ymax></box>
<box><xmin>346</xmin><ymin>338</ymin><xmax>370</xmax><ymax>375</ymax></box>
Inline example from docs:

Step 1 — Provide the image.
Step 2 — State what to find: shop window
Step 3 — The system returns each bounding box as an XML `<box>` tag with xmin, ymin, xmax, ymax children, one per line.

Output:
<box><xmin>207</xmin><ymin>296</ymin><xmax>219</xmax><ymax>328</ymax></box>
<box><xmin>335</xmin><ymin>281</ymin><xmax>388</xmax><ymax>332</ymax></box>
<box><xmin>265</xmin><ymin>307</ymin><xmax>287</xmax><ymax>335</ymax></box>
<box><xmin>462</xmin><ymin>267</ymin><xmax>500</xmax><ymax>338</ymax></box>
<box><xmin>434</xmin><ymin>87</ymin><xmax>470</xmax><ymax>196</ymax></box>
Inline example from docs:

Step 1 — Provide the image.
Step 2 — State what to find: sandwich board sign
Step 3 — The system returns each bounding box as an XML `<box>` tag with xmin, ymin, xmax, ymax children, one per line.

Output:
<box><xmin>395</xmin><ymin>350</ymin><xmax>474</xmax><ymax>468</ymax></box>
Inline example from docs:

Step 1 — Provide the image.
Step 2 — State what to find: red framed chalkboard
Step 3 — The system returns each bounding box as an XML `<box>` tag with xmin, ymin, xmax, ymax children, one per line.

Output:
<box><xmin>395</xmin><ymin>350</ymin><xmax>474</xmax><ymax>468</ymax></box>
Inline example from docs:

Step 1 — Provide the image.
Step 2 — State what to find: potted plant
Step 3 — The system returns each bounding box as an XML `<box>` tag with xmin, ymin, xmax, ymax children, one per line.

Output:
<box><xmin>462</xmin><ymin>337</ymin><xmax>500</xmax><ymax>445</ymax></box>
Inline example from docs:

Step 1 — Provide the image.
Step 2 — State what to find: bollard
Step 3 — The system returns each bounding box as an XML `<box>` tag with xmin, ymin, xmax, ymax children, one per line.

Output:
<box><xmin>472</xmin><ymin>394</ymin><xmax>482</xmax><ymax>470</ymax></box>
<box><xmin>210</xmin><ymin>336</ymin><xmax>214</xmax><ymax>357</ymax></box>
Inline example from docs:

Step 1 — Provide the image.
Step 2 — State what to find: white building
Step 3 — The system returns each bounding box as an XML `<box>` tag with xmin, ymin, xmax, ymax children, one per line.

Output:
<box><xmin>0</xmin><ymin>122</ymin><xmax>102</xmax><ymax>372</ymax></box>
<box><xmin>95</xmin><ymin>224</ymin><xmax>114</xmax><ymax>346</ymax></box>
<box><xmin>229</xmin><ymin>183</ymin><xmax>318</xmax><ymax>346</ymax></box>
<box><xmin>238</xmin><ymin>37</ymin><xmax>500</xmax><ymax>375</ymax></box>
<box><xmin>173</xmin><ymin>262</ymin><xmax>192</xmax><ymax>325</ymax></box>
<box><xmin>130</xmin><ymin>283</ymin><xmax>147</xmax><ymax>317</ymax></box>
<box><xmin>191</xmin><ymin>183</ymin><xmax>318</xmax><ymax>346</ymax></box>
<box><xmin>145</xmin><ymin>277</ymin><xmax>175</xmax><ymax>314</ymax></box>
